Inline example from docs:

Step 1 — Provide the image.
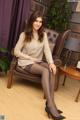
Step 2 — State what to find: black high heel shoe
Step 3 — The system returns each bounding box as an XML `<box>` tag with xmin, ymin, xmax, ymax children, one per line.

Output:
<box><xmin>45</xmin><ymin>106</ymin><xmax>66</xmax><ymax>120</ymax></box>
<box><xmin>46</xmin><ymin>101</ymin><xmax>63</xmax><ymax>114</ymax></box>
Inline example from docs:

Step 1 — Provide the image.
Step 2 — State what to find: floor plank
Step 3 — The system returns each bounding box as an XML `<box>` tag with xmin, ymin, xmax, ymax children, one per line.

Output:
<box><xmin>0</xmin><ymin>74</ymin><xmax>80</xmax><ymax>120</ymax></box>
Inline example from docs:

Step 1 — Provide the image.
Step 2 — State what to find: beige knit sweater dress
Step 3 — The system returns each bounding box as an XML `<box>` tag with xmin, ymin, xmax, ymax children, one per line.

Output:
<box><xmin>14</xmin><ymin>32</ymin><xmax>54</xmax><ymax>68</ymax></box>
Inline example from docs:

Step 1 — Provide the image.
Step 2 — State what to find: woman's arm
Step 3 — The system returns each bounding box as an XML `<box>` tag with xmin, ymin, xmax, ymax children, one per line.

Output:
<box><xmin>14</xmin><ymin>32</ymin><xmax>39</xmax><ymax>62</ymax></box>
<box><xmin>43</xmin><ymin>32</ymin><xmax>56</xmax><ymax>74</ymax></box>
<box><xmin>43</xmin><ymin>32</ymin><xmax>54</xmax><ymax>64</ymax></box>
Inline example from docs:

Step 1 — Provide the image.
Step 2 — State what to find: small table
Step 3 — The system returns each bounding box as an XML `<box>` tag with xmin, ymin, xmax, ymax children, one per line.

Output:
<box><xmin>59</xmin><ymin>66</ymin><xmax>80</xmax><ymax>102</ymax></box>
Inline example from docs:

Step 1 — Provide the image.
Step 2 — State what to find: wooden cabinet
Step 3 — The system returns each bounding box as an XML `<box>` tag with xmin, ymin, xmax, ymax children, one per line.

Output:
<box><xmin>70</xmin><ymin>3</ymin><xmax>80</xmax><ymax>37</ymax></box>
<box><xmin>70</xmin><ymin>12</ymin><xmax>80</xmax><ymax>34</ymax></box>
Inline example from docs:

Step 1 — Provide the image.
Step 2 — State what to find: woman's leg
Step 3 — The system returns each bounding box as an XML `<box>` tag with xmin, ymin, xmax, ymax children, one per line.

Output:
<box><xmin>39</xmin><ymin>62</ymin><xmax>57</xmax><ymax>105</ymax></box>
<box><xmin>24</xmin><ymin>63</ymin><xmax>60</xmax><ymax>117</ymax></box>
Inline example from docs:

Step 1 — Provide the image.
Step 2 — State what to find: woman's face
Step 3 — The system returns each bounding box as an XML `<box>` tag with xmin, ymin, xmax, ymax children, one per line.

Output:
<box><xmin>33</xmin><ymin>17</ymin><xmax>42</xmax><ymax>31</ymax></box>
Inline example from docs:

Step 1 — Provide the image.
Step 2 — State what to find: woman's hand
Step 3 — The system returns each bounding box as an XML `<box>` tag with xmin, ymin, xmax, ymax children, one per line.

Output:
<box><xmin>49</xmin><ymin>63</ymin><xmax>56</xmax><ymax>74</ymax></box>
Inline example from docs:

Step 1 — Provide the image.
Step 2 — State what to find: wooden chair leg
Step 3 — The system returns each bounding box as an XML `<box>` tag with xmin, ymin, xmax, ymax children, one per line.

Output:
<box><xmin>7</xmin><ymin>71</ymin><xmax>13</xmax><ymax>88</ymax></box>
<box><xmin>75</xmin><ymin>88</ymin><xmax>80</xmax><ymax>102</ymax></box>
<box><xmin>62</xmin><ymin>75</ymin><xmax>67</xmax><ymax>86</ymax></box>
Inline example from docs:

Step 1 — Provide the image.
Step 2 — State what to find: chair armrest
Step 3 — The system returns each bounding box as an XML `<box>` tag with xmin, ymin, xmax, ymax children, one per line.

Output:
<box><xmin>53</xmin><ymin>56</ymin><xmax>62</xmax><ymax>67</ymax></box>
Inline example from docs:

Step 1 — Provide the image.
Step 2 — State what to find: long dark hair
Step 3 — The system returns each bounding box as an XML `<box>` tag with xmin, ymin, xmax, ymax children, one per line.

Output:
<box><xmin>24</xmin><ymin>11</ymin><xmax>44</xmax><ymax>42</ymax></box>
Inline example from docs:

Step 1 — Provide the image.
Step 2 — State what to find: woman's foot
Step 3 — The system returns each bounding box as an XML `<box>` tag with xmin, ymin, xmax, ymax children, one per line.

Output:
<box><xmin>45</xmin><ymin>106</ymin><xmax>66</xmax><ymax>120</ymax></box>
<box><xmin>46</xmin><ymin>101</ymin><xmax>63</xmax><ymax>114</ymax></box>
<box><xmin>45</xmin><ymin>101</ymin><xmax>64</xmax><ymax>117</ymax></box>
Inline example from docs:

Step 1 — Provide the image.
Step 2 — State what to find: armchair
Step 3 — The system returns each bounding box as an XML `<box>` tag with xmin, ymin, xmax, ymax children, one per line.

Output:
<box><xmin>7</xmin><ymin>29</ymin><xmax>70</xmax><ymax>90</ymax></box>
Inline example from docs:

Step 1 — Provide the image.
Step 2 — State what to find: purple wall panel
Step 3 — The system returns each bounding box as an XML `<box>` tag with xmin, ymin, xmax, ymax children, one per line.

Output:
<box><xmin>0</xmin><ymin>0</ymin><xmax>31</xmax><ymax>48</ymax></box>
<box><xmin>0</xmin><ymin>0</ymin><xmax>13</xmax><ymax>48</ymax></box>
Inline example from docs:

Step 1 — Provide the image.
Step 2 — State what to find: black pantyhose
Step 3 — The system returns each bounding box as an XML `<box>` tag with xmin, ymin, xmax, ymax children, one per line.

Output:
<box><xmin>39</xmin><ymin>62</ymin><xmax>59</xmax><ymax>112</ymax></box>
<box><xmin>24</xmin><ymin>62</ymin><xmax>60</xmax><ymax>117</ymax></box>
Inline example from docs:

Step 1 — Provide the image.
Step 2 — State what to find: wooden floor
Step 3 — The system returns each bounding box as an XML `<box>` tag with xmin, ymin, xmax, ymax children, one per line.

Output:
<box><xmin>0</xmin><ymin>73</ymin><xmax>80</xmax><ymax>120</ymax></box>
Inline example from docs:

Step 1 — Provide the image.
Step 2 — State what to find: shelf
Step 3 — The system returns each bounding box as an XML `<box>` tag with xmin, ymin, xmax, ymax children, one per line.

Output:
<box><xmin>70</xmin><ymin>12</ymin><xmax>80</xmax><ymax>24</ymax></box>
<box><xmin>70</xmin><ymin>22</ymin><xmax>80</xmax><ymax>34</ymax></box>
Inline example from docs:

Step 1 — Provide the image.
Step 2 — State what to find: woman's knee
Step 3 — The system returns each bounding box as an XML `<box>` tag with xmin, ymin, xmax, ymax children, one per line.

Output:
<box><xmin>42</xmin><ymin>67</ymin><xmax>49</xmax><ymax>74</ymax></box>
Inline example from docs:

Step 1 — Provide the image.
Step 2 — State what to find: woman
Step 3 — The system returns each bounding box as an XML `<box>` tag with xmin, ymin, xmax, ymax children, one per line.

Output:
<box><xmin>14</xmin><ymin>11</ymin><xmax>65</xmax><ymax>120</ymax></box>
